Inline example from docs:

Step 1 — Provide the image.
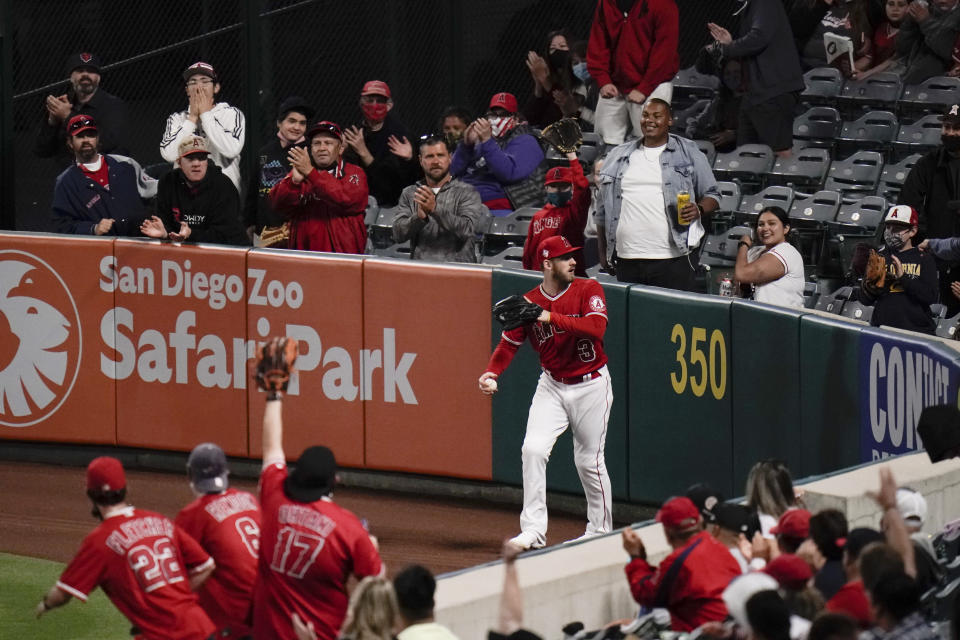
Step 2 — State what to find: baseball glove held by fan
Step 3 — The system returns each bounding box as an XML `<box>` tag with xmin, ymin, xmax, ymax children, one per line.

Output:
<box><xmin>254</xmin><ymin>337</ymin><xmax>299</xmax><ymax>400</ymax></box>
<box><xmin>865</xmin><ymin>250</ymin><xmax>887</xmax><ymax>289</ymax></box>
<box><xmin>493</xmin><ymin>295</ymin><xmax>543</xmax><ymax>331</ymax></box>
<box><xmin>541</xmin><ymin>118</ymin><xmax>582</xmax><ymax>154</ymax></box>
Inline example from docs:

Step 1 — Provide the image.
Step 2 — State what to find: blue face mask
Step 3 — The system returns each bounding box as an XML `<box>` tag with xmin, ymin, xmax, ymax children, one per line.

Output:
<box><xmin>546</xmin><ymin>191</ymin><xmax>573</xmax><ymax>207</ymax></box>
<box><xmin>572</xmin><ymin>62</ymin><xmax>590</xmax><ymax>83</ymax></box>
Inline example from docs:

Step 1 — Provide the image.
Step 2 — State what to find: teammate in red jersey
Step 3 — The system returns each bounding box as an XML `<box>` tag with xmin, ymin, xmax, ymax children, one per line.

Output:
<box><xmin>479</xmin><ymin>235</ymin><xmax>613</xmax><ymax>550</ymax></box>
<box><xmin>253</xmin><ymin>390</ymin><xmax>383</xmax><ymax>640</ymax></box>
<box><xmin>176</xmin><ymin>443</ymin><xmax>261</xmax><ymax>639</ymax></box>
<box><xmin>35</xmin><ymin>457</ymin><xmax>217</xmax><ymax>640</ymax></box>
<box><xmin>521</xmin><ymin>155</ymin><xmax>591</xmax><ymax>277</ymax></box>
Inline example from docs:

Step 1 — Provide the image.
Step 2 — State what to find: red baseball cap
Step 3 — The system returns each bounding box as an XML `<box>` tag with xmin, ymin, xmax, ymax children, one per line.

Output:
<box><xmin>656</xmin><ymin>496</ymin><xmax>702</xmax><ymax>530</ymax></box>
<box><xmin>884</xmin><ymin>204</ymin><xmax>919</xmax><ymax>227</ymax></box>
<box><xmin>67</xmin><ymin>114</ymin><xmax>97</xmax><ymax>137</ymax></box>
<box><xmin>489</xmin><ymin>92</ymin><xmax>518</xmax><ymax>114</ymax></box>
<box><xmin>545</xmin><ymin>167</ymin><xmax>573</xmax><ymax>186</ymax></box>
<box><xmin>361</xmin><ymin>80</ymin><xmax>391</xmax><ymax>99</ymax></box>
<box><xmin>307</xmin><ymin>120</ymin><xmax>343</xmax><ymax>141</ymax></box>
<box><xmin>762</xmin><ymin>553</ymin><xmax>813</xmax><ymax>590</ymax></box>
<box><xmin>770</xmin><ymin>509</ymin><xmax>811</xmax><ymax>538</ymax></box>
<box><xmin>87</xmin><ymin>456</ymin><xmax>126</xmax><ymax>492</ymax></box>
<box><xmin>538</xmin><ymin>235</ymin><xmax>580</xmax><ymax>261</ymax></box>
<box><xmin>183</xmin><ymin>61</ymin><xmax>218</xmax><ymax>83</ymax></box>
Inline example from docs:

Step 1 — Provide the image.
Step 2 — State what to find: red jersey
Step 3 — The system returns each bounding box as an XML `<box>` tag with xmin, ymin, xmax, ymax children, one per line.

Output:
<box><xmin>57</xmin><ymin>506</ymin><xmax>215</xmax><ymax>640</ymax></box>
<box><xmin>826</xmin><ymin>580</ymin><xmax>872</xmax><ymax>628</ymax></box>
<box><xmin>625</xmin><ymin>530</ymin><xmax>743</xmax><ymax>631</ymax></box>
<box><xmin>269</xmin><ymin>159</ymin><xmax>369</xmax><ymax>254</ymax></box>
<box><xmin>872</xmin><ymin>21</ymin><xmax>900</xmax><ymax>65</ymax></box>
<box><xmin>522</xmin><ymin>159</ymin><xmax>591</xmax><ymax>277</ymax></box>
<box><xmin>487</xmin><ymin>278</ymin><xmax>608</xmax><ymax>380</ymax></box>
<box><xmin>175</xmin><ymin>489</ymin><xmax>261</xmax><ymax>638</ymax></box>
<box><xmin>254</xmin><ymin>462</ymin><xmax>382</xmax><ymax>640</ymax></box>
<box><xmin>80</xmin><ymin>157</ymin><xmax>111</xmax><ymax>189</ymax></box>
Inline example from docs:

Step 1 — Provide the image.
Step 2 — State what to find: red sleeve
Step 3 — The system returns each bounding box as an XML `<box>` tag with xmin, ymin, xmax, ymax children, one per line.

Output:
<box><xmin>635</xmin><ymin>1</ymin><xmax>680</xmax><ymax>96</ymax></box>
<box><xmin>485</xmin><ymin>333</ymin><xmax>524</xmax><ymax>376</ymax></box>
<box><xmin>175</xmin><ymin>525</ymin><xmax>213</xmax><ymax>573</ymax></box>
<box><xmin>268</xmin><ymin>174</ymin><xmax>305</xmax><ymax>214</ymax></box>
<box><xmin>304</xmin><ymin>167</ymin><xmax>368</xmax><ymax>215</ymax></box>
<box><xmin>550</xmin><ymin>314</ymin><xmax>607</xmax><ymax>340</ymax></box>
<box><xmin>567</xmin><ymin>159</ymin><xmax>591</xmax><ymax>231</ymax></box>
<box><xmin>587</xmin><ymin>1</ymin><xmax>614</xmax><ymax>88</ymax></box>
<box><xmin>625</xmin><ymin>557</ymin><xmax>660</xmax><ymax>606</ymax></box>
<box><xmin>58</xmin><ymin>536</ymin><xmax>105</xmax><ymax>601</ymax></box>
<box><xmin>350</xmin><ymin>527</ymin><xmax>383</xmax><ymax>579</ymax></box>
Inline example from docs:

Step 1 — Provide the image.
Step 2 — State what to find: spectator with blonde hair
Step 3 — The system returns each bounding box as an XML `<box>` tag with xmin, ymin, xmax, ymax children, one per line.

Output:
<box><xmin>746</xmin><ymin>459</ymin><xmax>800</xmax><ymax>537</ymax></box>
<box><xmin>340</xmin><ymin>576</ymin><xmax>399</xmax><ymax>640</ymax></box>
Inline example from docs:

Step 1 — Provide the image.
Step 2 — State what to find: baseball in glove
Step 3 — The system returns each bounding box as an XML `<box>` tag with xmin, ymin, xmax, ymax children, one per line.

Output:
<box><xmin>254</xmin><ymin>337</ymin><xmax>299</xmax><ymax>400</ymax></box>
<box><xmin>493</xmin><ymin>294</ymin><xmax>543</xmax><ymax>331</ymax></box>
<box><xmin>540</xmin><ymin>117</ymin><xmax>582</xmax><ymax>154</ymax></box>
<box><xmin>865</xmin><ymin>249</ymin><xmax>887</xmax><ymax>289</ymax></box>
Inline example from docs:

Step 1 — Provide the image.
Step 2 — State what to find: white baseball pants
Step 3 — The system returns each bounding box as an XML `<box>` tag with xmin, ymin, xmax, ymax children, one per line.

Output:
<box><xmin>519</xmin><ymin>366</ymin><xmax>613</xmax><ymax>545</ymax></box>
<box><xmin>594</xmin><ymin>82</ymin><xmax>674</xmax><ymax>145</ymax></box>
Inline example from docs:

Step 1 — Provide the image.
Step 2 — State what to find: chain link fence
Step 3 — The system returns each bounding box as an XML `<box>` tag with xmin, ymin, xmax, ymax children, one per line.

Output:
<box><xmin>5</xmin><ymin>0</ymin><xmax>734</xmax><ymax>231</ymax></box>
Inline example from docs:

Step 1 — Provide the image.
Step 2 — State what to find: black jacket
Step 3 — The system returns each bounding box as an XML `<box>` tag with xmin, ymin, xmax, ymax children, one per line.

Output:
<box><xmin>343</xmin><ymin>113</ymin><xmax>419</xmax><ymax>207</ymax></box>
<box><xmin>723</xmin><ymin>0</ymin><xmax>805</xmax><ymax>106</ymax></box>
<box><xmin>156</xmin><ymin>162</ymin><xmax>247</xmax><ymax>246</ymax></box>
<box><xmin>35</xmin><ymin>88</ymin><xmax>131</xmax><ymax>161</ymax></box>
<box><xmin>899</xmin><ymin>147</ymin><xmax>960</xmax><ymax>241</ymax></box>
<box><xmin>243</xmin><ymin>136</ymin><xmax>304</xmax><ymax>231</ymax></box>
<box><xmin>861</xmin><ymin>245</ymin><xmax>938</xmax><ymax>334</ymax></box>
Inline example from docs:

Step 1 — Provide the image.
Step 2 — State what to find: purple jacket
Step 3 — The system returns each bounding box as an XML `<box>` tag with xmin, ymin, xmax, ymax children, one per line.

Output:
<box><xmin>450</xmin><ymin>133</ymin><xmax>544</xmax><ymax>204</ymax></box>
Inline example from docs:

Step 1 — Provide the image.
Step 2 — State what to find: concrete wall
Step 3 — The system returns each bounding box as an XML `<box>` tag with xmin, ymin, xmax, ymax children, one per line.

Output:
<box><xmin>434</xmin><ymin>453</ymin><xmax>960</xmax><ymax>640</ymax></box>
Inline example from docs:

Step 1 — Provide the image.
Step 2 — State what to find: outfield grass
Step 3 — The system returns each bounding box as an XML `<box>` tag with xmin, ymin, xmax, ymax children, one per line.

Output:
<box><xmin>1</xmin><ymin>552</ymin><xmax>132</xmax><ymax>640</ymax></box>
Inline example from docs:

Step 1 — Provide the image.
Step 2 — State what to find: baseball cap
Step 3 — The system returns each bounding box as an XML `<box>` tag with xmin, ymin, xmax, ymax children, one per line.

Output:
<box><xmin>489</xmin><ymin>92</ymin><xmax>519</xmax><ymax>114</ymax></box>
<box><xmin>918</xmin><ymin>404</ymin><xmax>960</xmax><ymax>462</ymax></box>
<box><xmin>87</xmin><ymin>456</ymin><xmax>126</xmax><ymax>492</ymax></box>
<box><xmin>686</xmin><ymin>483</ymin><xmax>724</xmax><ymax>523</ymax></box>
<box><xmin>770</xmin><ymin>509</ymin><xmax>811</xmax><ymax>538</ymax></box>
<box><xmin>306</xmin><ymin>119</ymin><xmax>342</xmax><ymax>141</ymax></box>
<box><xmin>763</xmin><ymin>553</ymin><xmax>813</xmax><ymax>590</ymax></box>
<box><xmin>278</xmin><ymin>95</ymin><xmax>315</xmax><ymax>121</ymax></box>
<box><xmin>944</xmin><ymin>104</ymin><xmax>960</xmax><ymax>124</ymax></box>
<box><xmin>896</xmin><ymin>488</ymin><xmax>928</xmax><ymax>526</ymax></box>
<box><xmin>538</xmin><ymin>235</ymin><xmax>580</xmax><ymax>261</ymax></box>
<box><xmin>884</xmin><ymin>204</ymin><xmax>919</xmax><ymax>227</ymax></box>
<box><xmin>838</xmin><ymin>527</ymin><xmax>884</xmax><ymax>560</ymax></box>
<box><xmin>361</xmin><ymin>80</ymin><xmax>392</xmax><ymax>99</ymax></box>
<box><xmin>544</xmin><ymin>166</ymin><xmax>573</xmax><ymax>186</ymax></box>
<box><xmin>187</xmin><ymin>443</ymin><xmax>229</xmax><ymax>494</ymax></box>
<box><xmin>656</xmin><ymin>496</ymin><xmax>702</xmax><ymax>531</ymax></box>
<box><xmin>65</xmin><ymin>52</ymin><xmax>102</xmax><ymax>75</ymax></box>
<box><xmin>284</xmin><ymin>445</ymin><xmax>337</xmax><ymax>503</ymax></box>
<box><xmin>178</xmin><ymin>135</ymin><xmax>209</xmax><ymax>159</ymax></box>
<box><xmin>714</xmin><ymin>502</ymin><xmax>754</xmax><ymax>535</ymax></box>
<box><xmin>183</xmin><ymin>61</ymin><xmax>218</xmax><ymax>83</ymax></box>
<box><xmin>66</xmin><ymin>114</ymin><xmax>97</xmax><ymax>137</ymax></box>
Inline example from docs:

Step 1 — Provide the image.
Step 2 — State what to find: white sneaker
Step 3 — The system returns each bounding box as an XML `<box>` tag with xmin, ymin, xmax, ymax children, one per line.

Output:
<box><xmin>509</xmin><ymin>531</ymin><xmax>545</xmax><ymax>550</ymax></box>
<box><xmin>564</xmin><ymin>531</ymin><xmax>604</xmax><ymax>545</ymax></box>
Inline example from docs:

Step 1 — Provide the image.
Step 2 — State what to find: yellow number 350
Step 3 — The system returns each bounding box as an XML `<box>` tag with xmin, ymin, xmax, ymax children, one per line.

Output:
<box><xmin>669</xmin><ymin>324</ymin><xmax>727</xmax><ymax>400</ymax></box>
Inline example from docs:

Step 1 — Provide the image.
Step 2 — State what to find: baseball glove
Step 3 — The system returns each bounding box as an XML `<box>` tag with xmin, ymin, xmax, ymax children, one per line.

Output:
<box><xmin>254</xmin><ymin>337</ymin><xmax>299</xmax><ymax>399</ymax></box>
<box><xmin>258</xmin><ymin>223</ymin><xmax>290</xmax><ymax>248</ymax></box>
<box><xmin>865</xmin><ymin>250</ymin><xmax>887</xmax><ymax>289</ymax></box>
<box><xmin>540</xmin><ymin>118</ymin><xmax>582</xmax><ymax>154</ymax></box>
<box><xmin>493</xmin><ymin>294</ymin><xmax>543</xmax><ymax>331</ymax></box>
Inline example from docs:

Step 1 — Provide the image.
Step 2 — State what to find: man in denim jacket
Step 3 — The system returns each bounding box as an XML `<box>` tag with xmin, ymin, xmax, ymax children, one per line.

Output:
<box><xmin>595</xmin><ymin>99</ymin><xmax>720</xmax><ymax>290</ymax></box>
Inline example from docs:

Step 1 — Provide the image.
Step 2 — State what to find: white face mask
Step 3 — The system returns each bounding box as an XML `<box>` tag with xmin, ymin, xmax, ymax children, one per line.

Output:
<box><xmin>489</xmin><ymin>115</ymin><xmax>515</xmax><ymax>138</ymax></box>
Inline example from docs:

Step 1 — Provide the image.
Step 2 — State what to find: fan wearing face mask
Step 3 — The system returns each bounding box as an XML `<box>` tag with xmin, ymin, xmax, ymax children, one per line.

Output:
<box><xmin>860</xmin><ymin>205</ymin><xmax>938</xmax><ymax>335</ymax></box>
<box><xmin>521</xmin><ymin>154</ymin><xmax>591</xmax><ymax>276</ymax></box>
<box><xmin>523</xmin><ymin>30</ymin><xmax>590</xmax><ymax>129</ymax></box>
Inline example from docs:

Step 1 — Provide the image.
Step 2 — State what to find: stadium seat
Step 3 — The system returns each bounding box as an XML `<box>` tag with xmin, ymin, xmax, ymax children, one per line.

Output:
<box><xmin>713</xmin><ymin>144</ymin><xmax>775</xmax><ymax>192</ymax></box>
<box><xmin>834</xmin><ymin>195</ymin><xmax>887</xmax><ymax>231</ymax></box>
<box><xmin>370</xmin><ymin>206</ymin><xmax>399</xmax><ymax>249</ymax></box>
<box><xmin>823</xmin><ymin>150</ymin><xmax>884</xmax><ymax>197</ymax></box>
<box><xmin>793</xmin><ymin>106</ymin><xmax>842</xmax><ymax>148</ymax></box>
<box><xmin>737</xmin><ymin>185</ymin><xmax>795</xmax><ymax>222</ymax></box>
<box><xmin>937</xmin><ymin>313</ymin><xmax>960</xmax><ymax>339</ymax></box>
<box><xmin>899</xmin><ymin>76</ymin><xmax>960</xmax><ymax>116</ymax></box>
<box><xmin>893</xmin><ymin>115</ymin><xmax>943</xmax><ymax>158</ymax></box>
<box><xmin>931</xmin><ymin>303</ymin><xmax>948</xmax><ymax>319</ymax></box>
<box><xmin>840</xmin><ymin>298</ymin><xmax>874</xmax><ymax>323</ymax></box>
<box><xmin>696</xmin><ymin>139</ymin><xmax>717</xmax><ymax>166</ymax></box>
<box><xmin>586</xmin><ymin>263</ymin><xmax>617</xmax><ymax>283</ymax></box>
<box><xmin>365</xmin><ymin>195</ymin><xmax>380</xmax><ymax>227</ymax></box>
<box><xmin>803</xmin><ymin>280</ymin><xmax>820</xmax><ymax>308</ymax></box>
<box><xmin>838</xmin><ymin>72</ymin><xmax>903</xmax><ymax>112</ymax></box>
<box><xmin>878</xmin><ymin>153</ymin><xmax>921</xmax><ymax>200</ymax></box>
<box><xmin>482</xmin><ymin>207</ymin><xmax>536</xmax><ymax>256</ymax></box>
<box><xmin>835</xmin><ymin>110</ymin><xmax>898</xmax><ymax>154</ymax></box>
<box><xmin>582</xmin><ymin>131</ymin><xmax>602</xmax><ymax>147</ymax></box>
<box><xmin>789</xmin><ymin>189</ymin><xmax>842</xmax><ymax>223</ymax></box>
<box><xmin>715</xmin><ymin>181</ymin><xmax>742</xmax><ymax>213</ymax></box>
<box><xmin>482</xmin><ymin>245</ymin><xmax>525</xmax><ymax>268</ymax></box>
<box><xmin>931</xmin><ymin>576</ymin><xmax>960</xmax><ymax>623</ymax></box>
<box><xmin>814</xmin><ymin>285</ymin><xmax>854</xmax><ymax>314</ymax></box>
<box><xmin>767</xmin><ymin>146</ymin><xmax>831</xmax><ymax>189</ymax></box>
<box><xmin>701</xmin><ymin>224</ymin><xmax>753</xmax><ymax>266</ymax></box>
<box><xmin>800</xmin><ymin>66</ymin><xmax>844</xmax><ymax>106</ymax></box>
<box><xmin>374</xmin><ymin>241</ymin><xmax>412</xmax><ymax>259</ymax></box>
<box><xmin>672</xmin><ymin>99</ymin><xmax>711</xmax><ymax>135</ymax></box>
<box><xmin>671</xmin><ymin>66</ymin><xmax>720</xmax><ymax>109</ymax></box>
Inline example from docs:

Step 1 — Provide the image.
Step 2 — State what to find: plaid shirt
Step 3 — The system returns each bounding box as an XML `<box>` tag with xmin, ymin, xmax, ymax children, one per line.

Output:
<box><xmin>865</xmin><ymin>612</ymin><xmax>938</xmax><ymax>640</ymax></box>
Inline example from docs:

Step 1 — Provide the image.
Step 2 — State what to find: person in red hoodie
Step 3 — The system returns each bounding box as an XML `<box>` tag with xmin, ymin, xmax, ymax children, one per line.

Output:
<box><xmin>269</xmin><ymin>119</ymin><xmax>368</xmax><ymax>253</ymax></box>
<box><xmin>586</xmin><ymin>0</ymin><xmax>680</xmax><ymax>145</ymax></box>
<box><xmin>622</xmin><ymin>496</ymin><xmax>742</xmax><ymax>632</ymax></box>
<box><xmin>521</xmin><ymin>154</ymin><xmax>591</xmax><ymax>277</ymax></box>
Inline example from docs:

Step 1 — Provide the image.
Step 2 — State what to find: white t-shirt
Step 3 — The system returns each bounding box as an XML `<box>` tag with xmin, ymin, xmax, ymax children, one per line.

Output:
<box><xmin>747</xmin><ymin>242</ymin><xmax>805</xmax><ymax>308</ymax></box>
<box><xmin>616</xmin><ymin>145</ymin><xmax>682</xmax><ymax>259</ymax></box>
